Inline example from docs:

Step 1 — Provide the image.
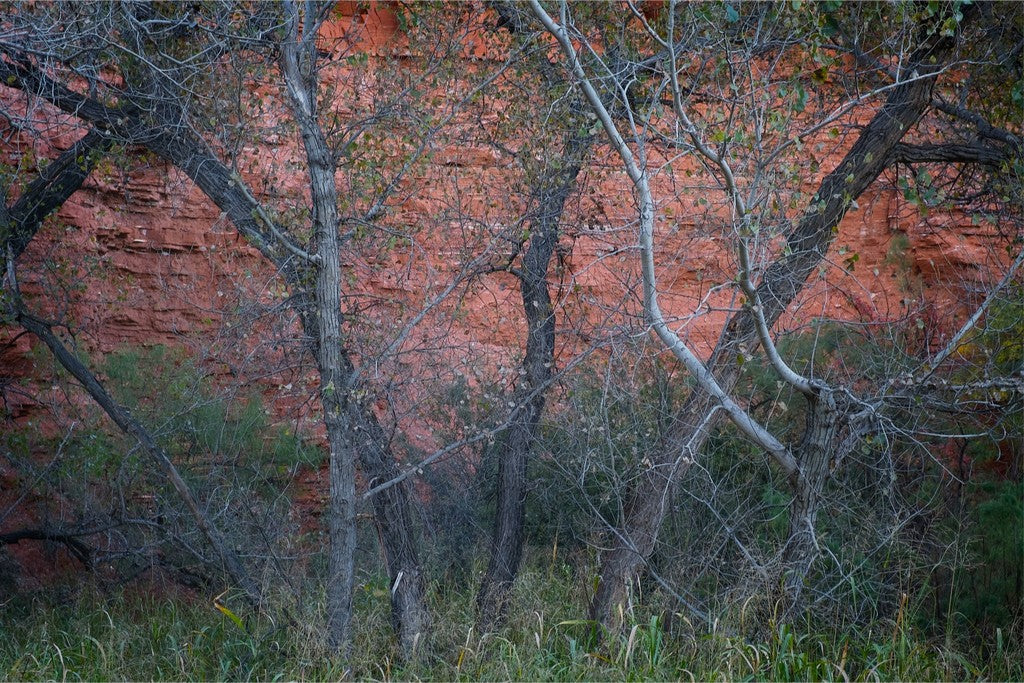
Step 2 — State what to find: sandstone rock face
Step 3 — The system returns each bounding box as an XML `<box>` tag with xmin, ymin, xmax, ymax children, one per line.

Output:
<box><xmin>1</xmin><ymin>6</ymin><xmax>1015</xmax><ymax>544</ymax></box>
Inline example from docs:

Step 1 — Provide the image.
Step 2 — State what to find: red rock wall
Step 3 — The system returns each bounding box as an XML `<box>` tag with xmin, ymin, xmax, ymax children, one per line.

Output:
<box><xmin>1</xmin><ymin>5</ymin><xmax>1013</xmax><ymax>441</ymax></box>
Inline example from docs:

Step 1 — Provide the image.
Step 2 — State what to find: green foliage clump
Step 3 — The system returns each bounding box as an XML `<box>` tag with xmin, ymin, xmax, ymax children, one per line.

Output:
<box><xmin>958</xmin><ymin>479</ymin><xmax>1024</xmax><ymax>632</ymax></box>
<box><xmin>101</xmin><ymin>345</ymin><xmax>321</xmax><ymax>470</ymax></box>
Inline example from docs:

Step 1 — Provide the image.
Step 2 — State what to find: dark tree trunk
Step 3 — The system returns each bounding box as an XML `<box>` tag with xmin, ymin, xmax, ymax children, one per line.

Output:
<box><xmin>589</xmin><ymin>25</ymin><xmax>960</xmax><ymax>631</ymax></box>
<box><xmin>476</xmin><ymin>132</ymin><xmax>592</xmax><ymax>627</ymax></box>
<box><xmin>780</xmin><ymin>390</ymin><xmax>839</xmax><ymax>615</ymax></box>
<box><xmin>589</xmin><ymin>374</ymin><xmax>734</xmax><ymax>627</ymax></box>
<box><xmin>348</xmin><ymin>393</ymin><xmax>430</xmax><ymax>656</ymax></box>
<box><xmin>1</xmin><ymin>129</ymin><xmax>112</xmax><ymax>260</ymax></box>
<box><xmin>0</xmin><ymin>527</ymin><xmax>94</xmax><ymax>566</ymax></box>
<box><xmin>3</xmin><ymin>126</ymin><xmax>262</xmax><ymax>608</ymax></box>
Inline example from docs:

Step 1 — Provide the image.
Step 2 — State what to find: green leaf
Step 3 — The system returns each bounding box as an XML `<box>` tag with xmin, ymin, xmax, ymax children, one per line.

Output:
<box><xmin>793</xmin><ymin>84</ymin><xmax>807</xmax><ymax>113</ymax></box>
<box><xmin>843</xmin><ymin>252</ymin><xmax>860</xmax><ymax>272</ymax></box>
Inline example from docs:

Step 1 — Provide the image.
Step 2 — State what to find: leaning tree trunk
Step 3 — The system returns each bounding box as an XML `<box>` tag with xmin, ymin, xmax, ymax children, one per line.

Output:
<box><xmin>4</xmin><ymin>127</ymin><xmax>263</xmax><ymax>609</ymax></box>
<box><xmin>589</xmin><ymin>369</ymin><xmax>736</xmax><ymax>627</ymax></box>
<box><xmin>14</xmin><ymin>309</ymin><xmax>263</xmax><ymax>609</ymax></box>
<box><xmin>476</xmin><ymin>131</ymin><xmax>592</xmax><ymax>627</ymax></box>
<box><xmin>2</xmin><ymin>128</ymin><xmax>111</xmax><ymax>261</ymax></box>
<box><xmin>589</xmin><ymin>23</ymin><xmax>959</xmax><ymax>630</ymax></box>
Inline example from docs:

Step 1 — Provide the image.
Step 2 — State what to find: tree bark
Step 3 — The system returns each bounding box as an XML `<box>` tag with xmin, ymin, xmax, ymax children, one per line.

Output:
<box><xmin>279</xmin><ymin>13</ymin><xmax>359</xmax><ymax>651</ymax></box>
<box><xmin>1</xmin><ymin>129</ymin><xmax>112</xmax><ymax>260</ymax></box>
<box><xmin>476</xmin><ymin>131</ymin><xmax>592</xmax><ymax>627</ymax></box>
<box><xmin>279</xmin><ymin>8</ymin><xmax>429</xmax><ymax>654</ymax></box>
<box><xmin>0</xmin><ymin>34</ymin><xmax>432</xmax><ymax>655</ymax></box>
<box><xmin>348</xmin><ymin>394</ymin><xmax>430</xmax><ymax>656</ymax></box>
<box><xmin>779</xmin><ymin>390</ymin><xmax>839</xmax><ymax>616</ymax></box>
<box><xmin>890</xmin><ymin>141</ymin><xmax>1011</xmax><ymax>166</ymax></box>
<box><xmin>589</xmin><ymin>24</ymin><xmax>960</xmax><ymax>630</ymax></box>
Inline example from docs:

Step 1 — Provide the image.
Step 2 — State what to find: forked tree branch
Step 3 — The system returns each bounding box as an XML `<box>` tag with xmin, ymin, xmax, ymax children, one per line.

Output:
<box><xmin>528</xmin><ymin>0</ymin><xmax>799</xmax><ymax>479</ymax></box>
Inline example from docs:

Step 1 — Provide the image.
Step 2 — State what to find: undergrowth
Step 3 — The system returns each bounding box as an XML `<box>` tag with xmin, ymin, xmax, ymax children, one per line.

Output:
<box><xmin>2</xmin><ymin>560</ymin><xmax>1020</xmax><ymax>682</ymax></box>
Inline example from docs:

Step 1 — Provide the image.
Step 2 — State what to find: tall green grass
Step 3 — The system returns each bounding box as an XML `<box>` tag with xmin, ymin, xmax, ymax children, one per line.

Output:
<box><xmin>2</xmin><ymin>561</ymin><xmax>1020</xmax><ymax>681</ymax></box>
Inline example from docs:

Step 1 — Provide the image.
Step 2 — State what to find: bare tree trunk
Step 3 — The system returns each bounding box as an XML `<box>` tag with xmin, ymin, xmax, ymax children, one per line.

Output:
<box><xmin>317</xmin><ymin>312</ymin><xmax>356</xmax><ymax>655</ymax></box>
<box><xmin>158</xmin><ymin>98</ymin><xmax>431</xmax><ymax>656</ymax></box>
<box><xmin>587</xmin><ymin>26</ymin><xmax>959</xmax><ymax>630</ymax></box>
<box><xmin>475</xmin><ymin>303</ymin><xmax>549</xmax><ymax>625</ymax></box>
<box><xmin>279</xmin><ymin>6</ymin><xmax>430</xmax><ymax>654</ymax></box>
<box><xmin>477</xmin><ymin>132</ymin><xmax>591</xmax><ymax>627</ymax></box>
<box><xmin>279</xmin><ymin>7</ymin><xmax>357</xmax><ymax>650</ymax></box>
<box><xmin>1</xmin><ymin>129</ymin><xmax>111</xmax><ymax>260</ymax></box>
<box><xmin>780</xmin><ymin>390</ymin><xmax>839</xmax><ymax>616</ymax></box>
<box><xmin>348</xmin><ymin>394</ymin><xmax>430</xmax><ymax>657</ymax></box>
<box><xmin>297</xmin><ymin>141</ymin><xmax>357</xmax><ymax>649</ymax></box>
<box><xmin>589</xmin><ymin>378</ymin><xmax>732</xmax><ymax>627</ymax></box>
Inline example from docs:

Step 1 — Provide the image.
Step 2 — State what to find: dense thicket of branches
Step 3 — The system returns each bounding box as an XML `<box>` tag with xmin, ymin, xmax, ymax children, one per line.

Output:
<box><xmin>1</xmin><ymin>0</ymin><xmax>1020</xmax><ymax>658</ymax></box>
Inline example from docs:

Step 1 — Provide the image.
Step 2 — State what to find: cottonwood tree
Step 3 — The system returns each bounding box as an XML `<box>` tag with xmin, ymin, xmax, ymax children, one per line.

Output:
<box><xmin>0</xmin><ymin>1</ymin><xmax>515</xmax><ymax>654</ymax></box>
<box><xmin>530</xmin><ymin>0</ymin><xmax>1021</xmax><ymax>628</ymax></box>
<box><xmin>476</xmin><ymin>2</ymin><xmax>715</xmax><ymax>623</ymax></box>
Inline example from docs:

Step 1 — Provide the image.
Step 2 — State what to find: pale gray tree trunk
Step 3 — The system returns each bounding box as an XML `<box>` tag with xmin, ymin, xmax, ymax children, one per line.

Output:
<box><xmin>587</xmin><ymin>27</ymin><xmax>961</xmax><ymax>629</ymax></box>
<box><xmin>280</xmin><ymin>3</ymin><xmax>357</xmax><ymax>650</ymax></box>
<box><xmin>780</xmin><ymin>391</ymin><xmax>840</xmax><ymax>614</ymax></box>
<box><xmin>279</xmin><ymin>3</ymin><xmax>429</xmax><ymax>654</ymax></box>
